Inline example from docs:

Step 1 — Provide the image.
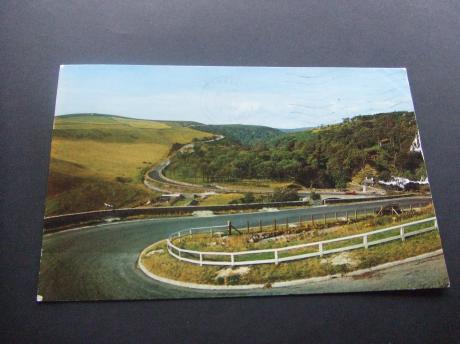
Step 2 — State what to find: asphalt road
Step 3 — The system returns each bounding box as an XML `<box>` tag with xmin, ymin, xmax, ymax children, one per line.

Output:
<box><xmin>37</xmin><ymin>197</ymin><xmax>445</xmax><ymax>301</ymax></box>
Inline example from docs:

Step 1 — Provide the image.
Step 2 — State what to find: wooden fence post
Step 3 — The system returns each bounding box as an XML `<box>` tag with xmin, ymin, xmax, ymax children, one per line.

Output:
<box><xmin>228</xmin><ymin>220</ymin><xmax>232</xmax><ymax>235</ymax></box>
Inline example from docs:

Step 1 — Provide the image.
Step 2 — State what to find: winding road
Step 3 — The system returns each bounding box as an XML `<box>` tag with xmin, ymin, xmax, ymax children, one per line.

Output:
<box><xmin>37</xmin><ymin>197</ymin><xmax>447</xmax><ymax>301</ymax></box>
<box><xmin>145</xmin><ymin>135</ymin><xmax>225</xmax><ymax>193</ymax></box>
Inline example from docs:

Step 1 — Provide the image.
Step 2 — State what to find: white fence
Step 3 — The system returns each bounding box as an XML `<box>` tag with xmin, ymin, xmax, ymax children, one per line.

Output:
<box><xmin>166</xmin><ymin>217</ymin><xmax>437</xmax><ymax>266</ymax></box>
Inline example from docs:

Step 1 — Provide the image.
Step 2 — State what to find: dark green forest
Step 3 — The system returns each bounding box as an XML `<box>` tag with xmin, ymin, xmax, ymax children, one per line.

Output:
<box><xmin>166</xmin><ymin>112</ymin><xmax>427</xmax><ymax>188</ymax></box>
<box><xmin>192</xmin><ymin>124</ymin><xmax>284</xmax><ymax>146</ymax></box>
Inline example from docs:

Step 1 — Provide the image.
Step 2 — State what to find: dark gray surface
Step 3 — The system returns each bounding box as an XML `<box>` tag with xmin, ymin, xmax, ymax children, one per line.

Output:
<box><xmin>1</xmin><ymin>1</ymin><xmax>459</xmax><ymax>343</ymax></box>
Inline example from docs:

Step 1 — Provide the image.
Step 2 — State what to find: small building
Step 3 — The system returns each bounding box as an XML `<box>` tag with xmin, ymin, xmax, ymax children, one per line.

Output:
<box><xmin>363</xmin><ymin>177</ymin><xmax>374</xmax><ymax>185</ymax></box>
<box><xmin>410</xmin><ymin>131</ymin><xmax>423</xmax><ymax>156</ymax></box>
<box><xmin>362</xmin><ymin>177</ymin><xmax>374</xmax><ymax>192</ymax></box>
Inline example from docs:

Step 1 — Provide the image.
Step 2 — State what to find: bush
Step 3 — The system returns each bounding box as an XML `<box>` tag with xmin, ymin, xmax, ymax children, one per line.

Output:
<box><xmin>310</xmin><ymin>191</ymin><xmax>321</xmax><ymax>201</ymax></box>
<box><xmin>115</xmin><ymin>176</ymin><xmax>132</xmax><ymax>183</ymax></box>
<box><xmin>271</xmin><ymin>188</ymin><xmax>299</xmax><ymax>202</ymax></box>
<box><xmin>226</xmin><ymin>274</ymin><xmax>241</xmax><ymax>285</ymax></box>
<box><xmin>378</xmin><ymin>170</ymin><xmax>391</xmax><ymax>181</ymax></box>
<box><xmin>241</xmin><ymin>192</ymin><xmax>256</xmax><ymax>203</ymax></box>
<box><xmin>285</xmin><ymin>183</ymin><xmax>302</xmax><ymax>190</ymax></box>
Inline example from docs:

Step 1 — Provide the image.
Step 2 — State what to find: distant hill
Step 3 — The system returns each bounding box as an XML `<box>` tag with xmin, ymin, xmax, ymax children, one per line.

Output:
<box><xmin>163</xmin><ymin>120</ymin><xmax>204</xmax><ymax>127</ymax></box>
<box><xmin>193</xmin><ymin>124</ymin><xmax>285</xmax><ymax>146</ymax></box>
<box><xmin>279</xmin><ymin>127</ymin><xmax>315</xmax><ymax>133</ymax></box>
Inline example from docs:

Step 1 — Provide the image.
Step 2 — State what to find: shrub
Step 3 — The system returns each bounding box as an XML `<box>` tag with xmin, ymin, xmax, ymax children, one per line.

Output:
<box><xmin>310</xmin><ymin>191</ymin><xmax>321</xmax><ymax>201</ymax></box>
<box><xmin>226</xmin><ymin>274</ymin><xmax>241</xmax><ymax>285</ymax></box>
<box><xmin>271</xmin><ymin>188</ymin><xmax>299</xmax><ymax>202</ymax></box>
<box><xmin>115</xmin><ymin>176</ymin><xmax>132</xmax><ymax>183</ymax></box>
<box><xmin>241</xmin><ymin>192</ymin><xmax>256</xmax><ymax>203</ymax></box>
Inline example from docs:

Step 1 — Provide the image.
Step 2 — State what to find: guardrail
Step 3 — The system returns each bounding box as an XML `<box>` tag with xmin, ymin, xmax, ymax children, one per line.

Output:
<box><xmin>44</xmin><ymin>196</ymin><xmax>432</xmax><ymax>231</ymax></box>
<box><xmin>321</xmin><ymin>193</ymin><xmax>419</xmax><ymax>205</ymax></box>
<box><xmin>43</xmin><ymin>200</ymin><xmax>310</xmax><ymax>231</ymax></box>
<box><xmin>166</xmin><ymin>216</ymin><xmax>437</xmax><ymax>266</ymax></box>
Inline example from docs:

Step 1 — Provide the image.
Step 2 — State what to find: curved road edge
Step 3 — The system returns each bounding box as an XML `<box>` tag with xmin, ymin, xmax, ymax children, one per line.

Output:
<box><xmin>137</xmin><ymin>242</ymin><xmax>445</xmax><ymax>291</ymax></box>
<box><xmin>144</xmin><ymin>134</ymin><xmax>225</xmax><ymax>193</ymax></box>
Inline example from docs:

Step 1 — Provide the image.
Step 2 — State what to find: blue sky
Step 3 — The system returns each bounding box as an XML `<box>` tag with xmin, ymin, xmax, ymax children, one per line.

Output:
<box><xmin>55</xmin><ymin>65</ymin><xmax>414</xmax><ymax>129</ymax></box>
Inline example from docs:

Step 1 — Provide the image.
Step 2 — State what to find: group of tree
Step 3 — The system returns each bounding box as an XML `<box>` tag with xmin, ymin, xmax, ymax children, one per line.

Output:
<box><xmin>193</xmin><ymin>124</ymin><xmax>284</xmax><ymax>146</ymax></box>
<box><xmin>167</xmin><ymin>112</ymin><xmax>427</xmax><ymax>189</ymax></box>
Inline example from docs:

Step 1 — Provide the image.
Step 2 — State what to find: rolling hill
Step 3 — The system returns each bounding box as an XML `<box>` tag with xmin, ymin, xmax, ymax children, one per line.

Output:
<box><xmin>46</xmin><ymin>114</ymin><xmax>212</xmax><ymax>216</ymax></box>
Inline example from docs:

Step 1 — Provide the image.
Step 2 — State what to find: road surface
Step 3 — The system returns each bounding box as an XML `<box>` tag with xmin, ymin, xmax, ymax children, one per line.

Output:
<box><xmin>37</xmin><ymin>197</ymin><xmax>447</xmax><ymax>301</ymax></box>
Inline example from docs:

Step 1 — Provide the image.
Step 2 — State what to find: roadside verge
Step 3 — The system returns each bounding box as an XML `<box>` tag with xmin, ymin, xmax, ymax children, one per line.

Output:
<box><xmin>137</xmin><ymin>243</ymin><xmax>443</xmax><ymax>291</ymax></box>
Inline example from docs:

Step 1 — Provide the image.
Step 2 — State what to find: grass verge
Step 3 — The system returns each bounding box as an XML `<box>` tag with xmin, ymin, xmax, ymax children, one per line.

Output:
<box><xmin>140</xmin><ymin>227</ymin><xmax>443</xmax><ymax>286</ymax></box>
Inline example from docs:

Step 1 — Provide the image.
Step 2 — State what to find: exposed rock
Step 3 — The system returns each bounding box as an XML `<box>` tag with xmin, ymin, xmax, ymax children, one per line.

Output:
<box><xmin>321</xmin><ymin>252</ymin><xmax>358</xmax><ymax>267</ymax></box>
<box><xmin>215</xmin><ymin>266</ymin><xmax>251</xmax><ymax>279</ymax></box>
<box><xmin>192</xmin><ymin>210</ymin><xmax>215</xmax><ymax>217</ymax></box>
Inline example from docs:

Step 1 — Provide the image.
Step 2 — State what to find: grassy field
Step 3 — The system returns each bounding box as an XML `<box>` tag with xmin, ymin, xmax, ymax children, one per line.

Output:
<box><xmin>198</xmin><ymin>193</ymin><xmax>244</xmax><ymax>206</ymax></box>
<box><xmin>218</xmin><ymin>180</ymin><xmax>295</xmax><ymax>193</ymax></box>
<box><xmin>46</xmin><ymin>114</ymin><xmax>211</xmax><ymax>215</ymax></box>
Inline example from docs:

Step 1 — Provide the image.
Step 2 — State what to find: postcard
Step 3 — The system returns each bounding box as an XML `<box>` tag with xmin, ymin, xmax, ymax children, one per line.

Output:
<box><xmin>37</xmin><ymin>65</ymin><xmax>449</xmax><ymax>301</ymax></box>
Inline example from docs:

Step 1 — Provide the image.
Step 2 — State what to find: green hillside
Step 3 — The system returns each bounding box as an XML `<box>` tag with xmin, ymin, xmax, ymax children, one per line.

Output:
<box><xmin>46</xmin><ymin>114</ymin><xmax>212</xmax><ymax>216</ymax></box>
<box><xmin>165</xmin><ymin>112</ymin><xmax>427</xmax><ymax>187</ymax></box>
